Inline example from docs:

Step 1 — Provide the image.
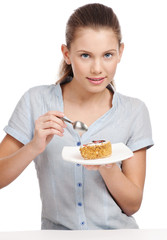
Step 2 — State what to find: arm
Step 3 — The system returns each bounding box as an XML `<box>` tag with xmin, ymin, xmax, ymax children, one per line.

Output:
<box><xmin>0</xmin><ymin>134</ymin><xmax>37</xmax><ymax>188</ymax></box>
<box><xmin>99</xmin><ymin>148</ymin><xmax>146</xmax><ymax>216</ymax></box>
<box><xmin>84</xmin><ymin>148</ymin><xmax>146</xmax><ymax>216</ymax></box>
<box><xmin>0</xmin><ymin>111</ymin><xmax>66</xmax><ymax>189</ymax></box>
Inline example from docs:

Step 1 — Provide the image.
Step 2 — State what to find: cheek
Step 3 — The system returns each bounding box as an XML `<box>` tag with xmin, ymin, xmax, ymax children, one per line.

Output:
<box><xmin>106</xmin><ymin>61</ymin><xmax>118</xmax><ymax>74</ymax></box>
<box><xmin>71</xmin><ymin>60</ymin><xmax>87</xmax><ymax>75</ymax></box>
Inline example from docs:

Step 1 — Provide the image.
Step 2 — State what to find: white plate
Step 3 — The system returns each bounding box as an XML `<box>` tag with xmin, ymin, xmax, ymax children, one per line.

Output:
<box><xmin>62</xmin><ymin>143</ymin><xmax>133</xmax><ymax>165</ymax></box>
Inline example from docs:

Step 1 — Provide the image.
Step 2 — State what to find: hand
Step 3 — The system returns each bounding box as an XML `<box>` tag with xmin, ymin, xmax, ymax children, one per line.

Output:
<box><xmin>83</xmin><ymin>163</ymin><xmax>113</xmax><ymax>171</ymax></box>
<box><xmin>30</xmin><ymin>111</ymin><xmax>67</xmax><ymax>154</ymax></box>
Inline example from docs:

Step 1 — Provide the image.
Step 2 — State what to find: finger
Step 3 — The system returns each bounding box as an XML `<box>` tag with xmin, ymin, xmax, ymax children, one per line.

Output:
<box><xmin>39</xmin><ymin>114</ymin><xmax>67</xmax><ymax>128</ymax></box>
<box><xmin>83</xmin><ymin>165</ymin><xmax>99</xmax><ymax>171</ymax></box>
<box><xmin>35</xmin><ymin>117</ymin><xmax>65</xmax><ymax>137</ymax></box>
<box><xmin>34</xmin><ymin>125</ymin><xmax>64</xmax><ymax>139</ymax></box>
<box><xmin>101</xmin><ymin>164</ymin><xmax>113</xmax><ymax>169</ymax></box>
<box><xmin>41</xmin><ymin>128</ymin><xmax>64</xmax><ymax>137</ymax></box>
<box><xmin>42</xmin><ymin>121</ymin><xmax>65</xmax><ymax>133</ymax></box>
<box><xmin>44</xmin><ymin>111</ymin><xmax>65</xmax><ymax>118</ymax></box>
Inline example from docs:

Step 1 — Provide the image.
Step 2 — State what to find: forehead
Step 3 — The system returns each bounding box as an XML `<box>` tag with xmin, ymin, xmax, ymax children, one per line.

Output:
<box><xmin>71</xmin><ymin>27</ymin><xmax>119</xmax><ymax>51</ymax></box>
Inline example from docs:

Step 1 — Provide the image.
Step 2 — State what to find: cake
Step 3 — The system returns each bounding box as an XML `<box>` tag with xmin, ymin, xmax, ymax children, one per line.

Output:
<box><xmin>79</xmin><ymin>140</ymin><xmax>112</xmax><ymax>160</ymax></box>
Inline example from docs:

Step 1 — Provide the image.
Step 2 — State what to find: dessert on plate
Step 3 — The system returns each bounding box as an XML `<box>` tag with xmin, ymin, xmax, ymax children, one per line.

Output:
<box><xmin>79</xmin><ymin>140</ymin><xmax>112</xmax><ymax>160</ymax></box>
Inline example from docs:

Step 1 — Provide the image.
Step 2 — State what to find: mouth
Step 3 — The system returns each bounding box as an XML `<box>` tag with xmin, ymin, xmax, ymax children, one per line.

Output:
<box><xmin>87</xmin><ymin>77</ymin><xmax>106</xmax><ymax>85</ymax></box>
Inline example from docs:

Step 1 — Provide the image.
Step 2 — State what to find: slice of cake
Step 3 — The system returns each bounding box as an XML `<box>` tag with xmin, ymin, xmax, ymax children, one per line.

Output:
<box><xmin>79</xmin><ymin>140</ymin><xmax>112</xmax><ymax>160</ymax></box>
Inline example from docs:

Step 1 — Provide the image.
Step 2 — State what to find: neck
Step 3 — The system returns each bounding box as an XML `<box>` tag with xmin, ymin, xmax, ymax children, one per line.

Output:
<box><xmin>61</xmin><ymin>80</ymin><xmax>113</xmax><ymax>107</ymax></box>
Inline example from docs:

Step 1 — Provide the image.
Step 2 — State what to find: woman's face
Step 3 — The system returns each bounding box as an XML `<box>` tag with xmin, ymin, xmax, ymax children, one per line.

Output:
<box><xmin>62</xmin><ymin>27</ymin><xmax>124</xmax><ymax>93</ymax></box>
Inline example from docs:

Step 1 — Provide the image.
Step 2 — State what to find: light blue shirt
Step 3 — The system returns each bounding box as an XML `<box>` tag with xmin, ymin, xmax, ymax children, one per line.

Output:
<box><xmin>4</xmin><ymin>81</ymin><xmax>154</xmax><ymax>230</ymax></box>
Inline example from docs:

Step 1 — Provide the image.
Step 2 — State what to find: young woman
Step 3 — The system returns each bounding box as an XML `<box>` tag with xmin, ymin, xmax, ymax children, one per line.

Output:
<box><xmin>0</xmin><ymin>3</ymin><xmax>153</xmax><ymax>230</ymax></box>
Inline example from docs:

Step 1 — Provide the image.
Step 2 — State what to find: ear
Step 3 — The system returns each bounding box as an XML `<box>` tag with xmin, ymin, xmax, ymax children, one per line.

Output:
<box><xmin>117</xmin><ymin>43</ymin><xmax>124</xmax><ymax>63</ymax></box>
<box><xmin>61</xmin><ymin>44</ymin><xmax>71</xmax><ymax>65</ymax></box>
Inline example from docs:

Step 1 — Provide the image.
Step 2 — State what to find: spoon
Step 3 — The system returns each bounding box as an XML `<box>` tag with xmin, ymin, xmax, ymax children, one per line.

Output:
<box><xmin>59</xmin><ymin>117</ymin><xmax>88</xmax><ymax>134</ymax></box>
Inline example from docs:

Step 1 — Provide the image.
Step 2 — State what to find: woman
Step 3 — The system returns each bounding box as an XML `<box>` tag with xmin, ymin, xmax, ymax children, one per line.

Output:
<box><xmin>0</xmin><ymin>3</ymin><xmax>153</xmax><ymax>230</ymax></box>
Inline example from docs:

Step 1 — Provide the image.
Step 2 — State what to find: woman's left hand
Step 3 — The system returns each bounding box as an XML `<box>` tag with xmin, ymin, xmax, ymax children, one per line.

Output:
<box><xmin>83</xmin><ymin>163</ymin><xmax>113</xmax><ymax>171</ymax></box>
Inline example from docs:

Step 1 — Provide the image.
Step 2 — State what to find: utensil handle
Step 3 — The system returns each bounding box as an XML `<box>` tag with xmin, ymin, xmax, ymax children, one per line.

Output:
<box><xmin>59</xmin><ymin>117</ymin><xmax>73</xmax><ymax>125</ymax></box>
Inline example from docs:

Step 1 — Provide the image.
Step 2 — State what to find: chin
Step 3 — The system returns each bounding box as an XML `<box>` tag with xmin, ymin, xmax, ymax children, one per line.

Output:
<box><xmin>87</xmin><ymin>85</ymin><xmax>107</xmax><ymax>94</ymax></box>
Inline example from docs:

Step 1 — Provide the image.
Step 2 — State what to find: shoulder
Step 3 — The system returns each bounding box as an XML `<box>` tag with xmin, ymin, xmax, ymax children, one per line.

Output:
<box><xmin>13</xmin><ymin>84</ymin><xmax>62</xmax><ymax>121</ymax></box>
<box><xmin>116</xmin><ymin>92</ymin><xmax>147</xmax><ymax>112</ymax></box>
<box><xmin>28</xmin><ymin>84</ymin><xmax>59</xmax><ymax>96</ymax></box>
<box><xmin>24</xmin><ymin>84</ymin><xmax>60</xmax><ymax>102</ymax></box>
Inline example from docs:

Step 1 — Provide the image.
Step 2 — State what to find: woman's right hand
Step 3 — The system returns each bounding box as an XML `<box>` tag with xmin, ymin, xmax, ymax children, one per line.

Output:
<box><xmin>30</xmin><ymin>111</ymin><xmax>67</xmax><ymax>154</ymax></box>
<box><xmin>0</xmin><ymin>111</ymin><xmax>66</xmax><ymax>188</ymax></box>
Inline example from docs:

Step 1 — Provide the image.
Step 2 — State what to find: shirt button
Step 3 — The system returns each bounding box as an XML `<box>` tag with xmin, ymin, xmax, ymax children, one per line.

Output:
<box><xmin>77</xmin><ymin>183</ymin><xmax>82</xmax><ymax>187</ymax></box>
<box><xmin>78</xmin><ymin>202</ymin><xmax>82</xmax><ymax>206</ymax></box>
<box><xmin>77</xmin><ymin>142</ymin><xmax>81</xmax><ymax>146</ymax></box>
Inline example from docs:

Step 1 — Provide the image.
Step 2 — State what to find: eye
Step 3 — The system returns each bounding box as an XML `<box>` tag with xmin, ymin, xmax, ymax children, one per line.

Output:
<box><xmin>81</xmin><ymin>53</ymin><xmax>90</xmax><ymax>59</ymax></box>
<box><xmin>104</xmin><ymin>53</ymin><xmax>113</xmax><ymax>59</ymax></box>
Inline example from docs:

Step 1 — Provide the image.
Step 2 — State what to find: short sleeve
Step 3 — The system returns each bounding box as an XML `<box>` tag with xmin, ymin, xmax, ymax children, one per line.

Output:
<box><xmin>126</xmin><ymin>102</ymin><xmax>154</xmax><ymax>152</ymax></box>
<box><xmin>4</xmin><ymin>90</ymin><xmax>34</xmax><ymax>145</ymax></box>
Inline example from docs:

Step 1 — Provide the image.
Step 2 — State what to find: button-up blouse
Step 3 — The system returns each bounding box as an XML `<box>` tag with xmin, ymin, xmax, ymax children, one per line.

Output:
<box><xmin>4</xmin><ymin>82</ymin><xmax>154</xmax><ymax>230</ymax></box>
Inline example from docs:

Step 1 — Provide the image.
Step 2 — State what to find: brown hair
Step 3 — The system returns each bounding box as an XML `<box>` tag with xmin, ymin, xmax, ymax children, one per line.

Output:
<box><xmin>58</xmin><ymin>3</ymin><xmax>122</xmax><ymax>84</ymax></box>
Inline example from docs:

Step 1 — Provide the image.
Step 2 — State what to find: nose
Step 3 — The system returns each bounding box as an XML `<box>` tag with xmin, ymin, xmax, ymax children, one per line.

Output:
<box><xmin>90</xmin><ymin>59</ymin><xmax>102</xmax><ymax>75</ymax></box>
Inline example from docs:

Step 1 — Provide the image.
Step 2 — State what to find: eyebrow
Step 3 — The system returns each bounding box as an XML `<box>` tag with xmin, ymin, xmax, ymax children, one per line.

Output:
<box><xmin>76</xmin><ymin>49</ymin><xmax>117</xmax><ymax>53</ymax></box>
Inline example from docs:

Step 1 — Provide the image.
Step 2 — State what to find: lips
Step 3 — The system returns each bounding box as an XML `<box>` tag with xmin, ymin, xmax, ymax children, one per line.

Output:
<box><xmin>87</xmin><ymin>77</ymin><xmax>105</xmax><ymax>81</ymax></box>
<box><xmin>87</xmin><ymin>77</ymin><xmax>106</xmax><ymax>85</ymax></box>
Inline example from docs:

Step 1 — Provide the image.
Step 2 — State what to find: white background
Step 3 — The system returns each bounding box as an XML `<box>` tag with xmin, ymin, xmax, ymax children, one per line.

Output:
<box><xmin>0</xmin><ymin>0</ymin><xmax>167</xmax><ymax>231</ymax></box>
